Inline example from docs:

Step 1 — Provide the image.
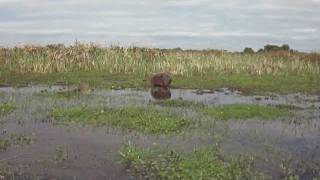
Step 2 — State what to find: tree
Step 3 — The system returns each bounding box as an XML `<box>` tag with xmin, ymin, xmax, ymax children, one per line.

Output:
<box><xmin>264</xmin><ymin>44</ymin><xmax>281</xmax><ymax>52</ymax></box>
<box><xmin>281</xmin><ymin>44</ymin><xmax>290</xmax><ymax>51</ymax></box>
<box><xmin>243</xmin><ymin>47</ymin><xmax>255</xmax><ymax>54</ymax></box>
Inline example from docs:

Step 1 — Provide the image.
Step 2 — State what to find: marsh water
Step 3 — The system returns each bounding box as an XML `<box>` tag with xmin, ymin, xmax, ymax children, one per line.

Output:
<box><xmin>0</xmin><ymin>85</ymin><xmax>319</xmax><ymax>179</ymax></box>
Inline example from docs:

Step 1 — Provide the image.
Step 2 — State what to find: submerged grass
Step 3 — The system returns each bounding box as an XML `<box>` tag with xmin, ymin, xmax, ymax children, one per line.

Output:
<box><xmin>0</xmin><ymin>103</ymin><xmax>16</xmax><ymax>116</ymax></box>
<box><xmin>35</xmin><ymin>90</ymin><xmax>82</xmax><ymax>99</ymax></box>
<box><xmin>119</xmin><ymin>142</ymin><xmax>256</xmax><ymax>180</ymax></box>
<box><xmin>0</xmin><ymin>133</ymin><xmax>36</xmax><ymax>151</ymax></box>
<box><xmin>51</xmin><ymin>106</ymin><xmax>189</xmax><ymax>134</ymax></box>
<box><xmin>203</xmin><ymin>104</ymin><xmax>292</xmax><ymax>120</ymax></box>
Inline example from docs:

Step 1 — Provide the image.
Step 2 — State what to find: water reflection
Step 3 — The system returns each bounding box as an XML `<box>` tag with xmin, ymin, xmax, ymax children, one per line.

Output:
<box><xmin>150</xmin><ymin>86</ymin><xmax>171</xmax><ymax>100</ymax></box>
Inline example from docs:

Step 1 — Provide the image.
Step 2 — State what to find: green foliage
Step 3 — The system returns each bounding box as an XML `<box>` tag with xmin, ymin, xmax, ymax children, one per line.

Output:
<box><xmin>203</xmin><ymin>104</ymin><xmax>292</xmax><ymax>120</ymax></box>
<box><xmin>0</xmin><ymin>103</ymin><xmax>16</xmax><ymax>116</ymax></box>
<box><xmin>243</xmin><ymin>47</ymin><xmax>255</xmax><ymax>54</ymax></box>
<box><xmin>119</xmin><ymin>142</ymin><xmax>255</xmax><ymax>180</ymax></box>
<box><xmin>51</xmin><ymin>107</ymin><xmax>189</xmax><ymax>134</ymax></box>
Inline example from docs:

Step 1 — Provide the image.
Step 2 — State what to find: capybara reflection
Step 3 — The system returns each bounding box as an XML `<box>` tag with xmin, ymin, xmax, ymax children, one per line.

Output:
<box><xmin>151</xmin><ymin>87</ymin><xmax>171</xmax><ymax>100</ymax></box>
<box><xmin>150</xmin><ymin>73</ymin><xmax>172</xmax><ymax>87</ymax></box>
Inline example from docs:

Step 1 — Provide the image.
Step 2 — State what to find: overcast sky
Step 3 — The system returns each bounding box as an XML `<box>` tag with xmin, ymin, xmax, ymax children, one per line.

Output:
<box><xmin>0</xmin><ymin>0</ymin><xmax>319</xmax><ymax>51</ymax></box>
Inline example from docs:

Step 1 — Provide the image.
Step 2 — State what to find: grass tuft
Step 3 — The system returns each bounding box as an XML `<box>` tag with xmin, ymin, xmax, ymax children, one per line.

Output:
<box><xmin>0</xmin><ymin>103</ymin><xmax>16</xmax><ymax>116</ymax></box>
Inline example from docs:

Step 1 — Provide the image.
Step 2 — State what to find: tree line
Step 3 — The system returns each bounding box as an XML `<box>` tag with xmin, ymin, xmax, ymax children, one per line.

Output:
<box><xmin>243</xmin><ymin>44</ymin><xmax>291</xmax><ymax>54</ymax></box>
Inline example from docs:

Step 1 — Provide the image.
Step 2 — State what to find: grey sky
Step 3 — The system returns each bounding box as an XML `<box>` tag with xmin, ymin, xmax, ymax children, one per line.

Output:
<box><xmin>0</xmin><ymin>0</ymin><xmax>319</xmax><ymax>51</ymax></box>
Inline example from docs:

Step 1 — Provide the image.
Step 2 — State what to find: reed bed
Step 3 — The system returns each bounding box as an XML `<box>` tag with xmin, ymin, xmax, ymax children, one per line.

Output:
<box><xmin>1</xmin><ymin>43</ymin><xmax>319</xmax><ymax>76</ymax></box>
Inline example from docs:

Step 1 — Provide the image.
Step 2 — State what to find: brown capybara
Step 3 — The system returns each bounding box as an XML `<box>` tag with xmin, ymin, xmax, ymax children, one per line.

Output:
<box><xmin>151</xmin><ymin>86</ymin><xmax>171</xmax><ymax>100</ymax></box>
<box><xmin>150</xmin><ymin>73</ymin><xmax>172</xmax><ymax>87</ymax></box>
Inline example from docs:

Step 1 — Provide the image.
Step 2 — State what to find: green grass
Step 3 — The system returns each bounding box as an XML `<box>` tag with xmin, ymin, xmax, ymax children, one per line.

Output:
<box><xmin>119</xmin><ymin>142</ymin><xmax>256</xmax><ymax>180</ymax></box>
<box><xmin>151</xmin><ymin>99</ymin><xmax>205</xmax><ymax>109</ymax></box>
<box><xmin>50</xmin><ymin>106</ymin><xmax>189</xmax><ymax>134</ymax></box>
<box><xmin>174</xmin><ymin>73</ymin><xmax>320</xmax><ymax>95</ymax></box>
<box><xmin>203</xmin><ymin>104</ymin><xmax>292</xmax><ymax>120</ymax></box>
<box><xmin>0</xmin><ymin>103</ymin><xmax>16</xmax><ymax>116</ymax></box>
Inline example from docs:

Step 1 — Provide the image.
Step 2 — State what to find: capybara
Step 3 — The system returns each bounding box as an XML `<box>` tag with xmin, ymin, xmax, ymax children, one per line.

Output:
<box><xmin>150</xmin><ymin>73</ymin><xmax>172</xmax><ymax>87</ymax></box>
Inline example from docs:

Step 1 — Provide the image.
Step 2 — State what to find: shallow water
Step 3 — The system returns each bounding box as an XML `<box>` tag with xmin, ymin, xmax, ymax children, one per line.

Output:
<box><xmin>0</xmin><ymin>85</ymin><xmax>319</xmax><ymax>179</ymax></box>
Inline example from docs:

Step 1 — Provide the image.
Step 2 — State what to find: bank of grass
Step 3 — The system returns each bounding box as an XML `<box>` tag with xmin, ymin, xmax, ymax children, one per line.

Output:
<box><xmin>0</xmin><ymin>103</ymin><xmax>16</xmax><ymax>116</ymax></box>
<box><xmin>50</xmin><ymin>106</ymin><xmax>189</xmax><ymax>134</ymax></box>
<box><xmin>203</xmin><ymin>104</ymin><xmax>292</xmax><ymax>120</ymax></box>
<box><xmin>119</xmin><ymin>142</ymin><xmax>256</xmax><ymax>180</ymax></box>
<box><xmin>1</xmin><ymin>44</ymin><xmax>320</xmax><ymax>94</ymax></box>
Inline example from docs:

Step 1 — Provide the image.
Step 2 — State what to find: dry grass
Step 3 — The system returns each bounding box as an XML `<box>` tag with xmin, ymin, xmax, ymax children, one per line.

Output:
<box><xmin>1</xmin><ymin>43</ymin><xmax>319</xmax><ymax>76</ymax></box>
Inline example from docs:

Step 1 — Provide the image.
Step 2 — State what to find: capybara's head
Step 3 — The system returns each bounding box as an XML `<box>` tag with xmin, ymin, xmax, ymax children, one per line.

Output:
<box><xmin>150</xmin><ymin>73</ymin><xmax>172</xmax><ymax>87</ymax></box>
